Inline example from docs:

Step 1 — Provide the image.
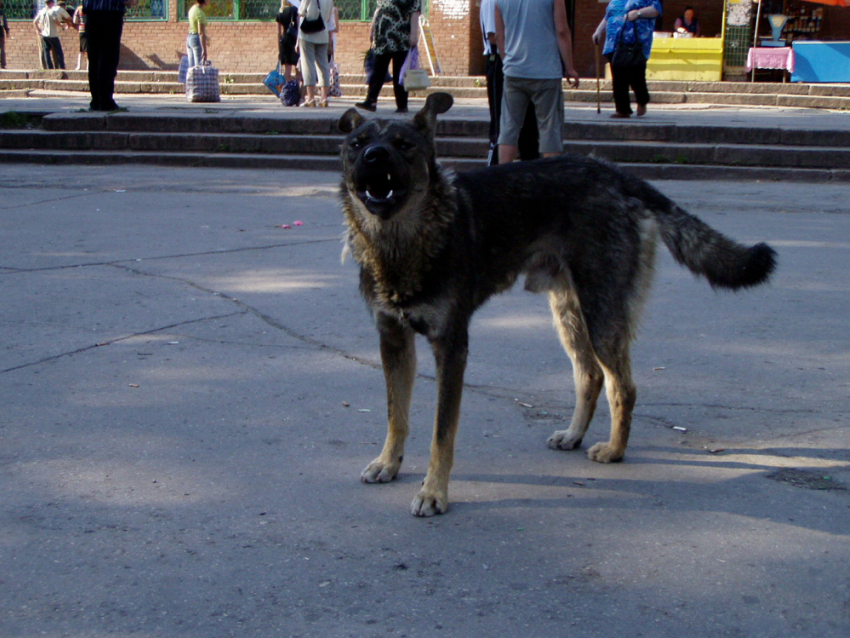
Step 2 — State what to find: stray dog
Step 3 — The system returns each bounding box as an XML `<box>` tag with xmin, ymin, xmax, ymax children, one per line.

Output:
<box><xmin>338</xmin><ymin>93</ymin><xmax>776</xmax><ymax>517</ymax></box>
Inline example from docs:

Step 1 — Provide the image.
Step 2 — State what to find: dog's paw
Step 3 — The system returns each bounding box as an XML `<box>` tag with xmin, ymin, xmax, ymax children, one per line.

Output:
<box><xmin>360</xmin><ymin>457</ymin><xmax>401</xmax><ymax>483</ymax></box>
<box><xmin>587</xmin><ymin>442</ymin><xmax>625</xmax><ymax>463</ymax></box>
<box><xmin>547</xmin><ymin>429</ymin><xmax>583</xmax><ymax>451</ymax></box>
<box><xmin>410</xmin><ymin>488</ymin><xmax>448</xmax><ymax>517</ymax></box>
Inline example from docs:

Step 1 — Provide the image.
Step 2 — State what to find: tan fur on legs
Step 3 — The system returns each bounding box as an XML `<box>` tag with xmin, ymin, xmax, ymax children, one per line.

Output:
<box><xmin>587</xmin><ymin>351</ymin><xmax>636</xmax><ymax>463</ymax></box>
<box><xmin>361</xmin><ymin>317</ymin><xmax>416</xmax><ymax>483</ymax></box>
<box><xmin>546</xmin><ymin>289</ymin><xmax>604</xmax><ymax>451</ymax></box>
<box><xmin>411</xmin><ymin>337</ymin><xmax>467</xmax><ymax>517</ymax></box>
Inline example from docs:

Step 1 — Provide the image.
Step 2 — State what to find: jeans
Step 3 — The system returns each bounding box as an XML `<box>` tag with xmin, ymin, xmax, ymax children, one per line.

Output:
<box><xmin>86</xmin><ymin>10</ymin><xmax>124</xmax><ymax>110</ymax></box>
<box><xmin>364</xmin><ymin>49</ymin><xmax>408</xmax><ymax>110</ymax></box>
<box><xmin>608</xmin><ymin>55</ymin><xmax>650</xmax><ymax>116</ymax></box>
<box><xmin>299</xmin><ymin>40</ymin><xmax>329</xmax><ymax>87</ymax></box>
<box><xmin>186</xmin><ymin>33</ymin><xmax>203</xmax><ymax>69</ymax></box>
<box><xmin>41</xmin><ymin>36</ymin><xmax>65</xmax><ymax>70</ymax></box>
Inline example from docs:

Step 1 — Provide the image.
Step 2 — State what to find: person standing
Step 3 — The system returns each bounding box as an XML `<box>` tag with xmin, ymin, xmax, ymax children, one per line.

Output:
<box><xmin>480</xmin><ymin>0</ymin><xmax>538</xmax><ymax>165</ymax></box>
<box><xmin>297</xmin><ymin>0</ymin><xmax>334</xmax><ymax>107</ymax></box>
<box><xmin>593</xmin><ymin>0</ymin><xmax>661</xmax><ymax>118</ymax></box>
<box><xmin>276</xmin><ymin>0</ymin><xmax>299</xmax><ymax>82</ymax></box>
<box><xmin>34</xmin><ymin>0</ymin><xmax>72</xmax><ymax>70</ymax></box>
<box><xmin>186</xmin><ymin>0</ymin><xmax>209</xmax><ymax>70</ymax></box>
<box><xmin>83</xmin><ymin>0</ymin><xmax>134</xmax><ymax>111</ymax></box>
<box><xmin>355</xmin><ymin>0</ymin><xmax>420</xmax><ymax>114</ymax></box>
<box><xmin>73</xmin><ymin>3</ymin><xmax>88</xmax><ymax>70</ymax></box>
<box><xmin>495</xmin><ymin>0</ymin><xmax>580</xmax><ymax>164</ymax></box>
<box><xmin>0</xmin><ymin>2</ymin><xmax>10</xmax><ymax>69</ymax></box>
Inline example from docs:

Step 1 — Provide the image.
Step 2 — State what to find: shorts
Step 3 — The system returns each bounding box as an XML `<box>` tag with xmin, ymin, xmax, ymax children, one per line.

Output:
<box><xmin>498</xmin><ymin>76</ymin><xmax>564</xmax><ymax>155</ymax></box>
<box><xmin>79</xmin><ymin>32</ymin><xmax>88</xmax><ymax>53</ymax></box>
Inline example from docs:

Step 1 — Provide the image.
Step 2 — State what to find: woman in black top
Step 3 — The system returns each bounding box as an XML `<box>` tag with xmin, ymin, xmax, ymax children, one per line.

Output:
<box><xmin>276</xmin><ymin>0</ymin><xmax>299</xmax><ymax>82</ymax></box>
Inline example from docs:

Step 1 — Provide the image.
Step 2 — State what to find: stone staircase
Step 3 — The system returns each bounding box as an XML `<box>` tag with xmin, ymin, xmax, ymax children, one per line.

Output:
<box><xmin>3</xmin><ymin>69</ymin><xmax>850</xmax><ymax>109</ymax></box>
<box><xmin>1</xmin><ymin>106</ymin><xmax>849</xmax><ymax>181</ymax></box>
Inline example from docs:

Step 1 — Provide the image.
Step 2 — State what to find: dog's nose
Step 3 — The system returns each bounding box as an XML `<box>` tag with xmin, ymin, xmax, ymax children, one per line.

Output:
<box><xmin>363</xmin><ymin>146</ymin><xmax>389</xmax><ymax>163</ymax></box>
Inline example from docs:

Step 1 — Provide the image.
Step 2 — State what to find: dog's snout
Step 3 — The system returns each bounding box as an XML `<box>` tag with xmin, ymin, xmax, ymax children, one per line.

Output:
<box><xmin>363</xmin><ymin>146</ymin><xmax>390</xmax><ymax>164</ymax></box>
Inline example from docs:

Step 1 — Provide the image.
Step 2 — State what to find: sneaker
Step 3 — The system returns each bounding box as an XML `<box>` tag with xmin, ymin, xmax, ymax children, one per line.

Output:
<box><xmin>355</xmin><ymin>101</ymin><xmax>377</xmax><ymax>112</ymax></box>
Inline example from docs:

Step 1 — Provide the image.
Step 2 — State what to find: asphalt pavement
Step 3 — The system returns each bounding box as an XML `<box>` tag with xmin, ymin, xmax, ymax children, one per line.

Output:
<box><xmin>1</xmin><ymin>133</ymin><xmax>849</xmax><ymax>636</ymax></box>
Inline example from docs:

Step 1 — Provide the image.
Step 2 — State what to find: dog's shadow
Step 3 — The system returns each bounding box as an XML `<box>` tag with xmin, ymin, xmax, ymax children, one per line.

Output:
<box><xmin>415</xmin><ymin>444</ymin><xmax>850</xmax><ymax>533</ymax></box>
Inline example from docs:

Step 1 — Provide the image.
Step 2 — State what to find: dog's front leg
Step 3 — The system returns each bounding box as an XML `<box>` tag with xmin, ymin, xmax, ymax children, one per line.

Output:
<box><xmin>361</xmin><ymin>313</ymin><xmax>416</xmax><ymax>484</ymax></box>
<box><xmin>411</xmin><ymin>329</ymin><xmax>468</xmax><ymax>517</ymax></box>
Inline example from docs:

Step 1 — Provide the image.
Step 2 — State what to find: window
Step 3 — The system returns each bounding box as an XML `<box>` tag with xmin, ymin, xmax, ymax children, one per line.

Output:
<box><xmin>127</xmin><ymin>0</ymin><xmax>169</xmax><ymax>20</ymax></box>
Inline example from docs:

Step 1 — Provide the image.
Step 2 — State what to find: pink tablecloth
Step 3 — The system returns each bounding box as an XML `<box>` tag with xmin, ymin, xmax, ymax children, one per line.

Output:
<box><xmin>746</xmin><ymin>47</ymin><xmax>795</xmax><ymax>73</ymax></box>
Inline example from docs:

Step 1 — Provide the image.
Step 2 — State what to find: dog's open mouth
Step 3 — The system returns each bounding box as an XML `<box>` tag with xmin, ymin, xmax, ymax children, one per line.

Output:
<box><xmin>356</xmin><ymin>172</ymin><xmax>408</xmax><ymax>219</ymax></box>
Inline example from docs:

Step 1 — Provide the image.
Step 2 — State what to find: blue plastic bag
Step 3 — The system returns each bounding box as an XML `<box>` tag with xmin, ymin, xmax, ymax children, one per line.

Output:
<box><xmin>263</xmin><ymin>63</ymin><xmax>285</xmax><ymax>98</ymax></box>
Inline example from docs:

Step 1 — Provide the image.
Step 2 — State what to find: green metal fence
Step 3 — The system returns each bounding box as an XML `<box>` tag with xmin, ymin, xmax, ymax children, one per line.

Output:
<box><xmin>5</xmin><ymin>0</ymin><xmax>168</xmax><ymax>20</ymax></box>
<box><xmin>6</xmin><ymin>0</ymin><xmax>423</xmax><ymax>22</ymax></box>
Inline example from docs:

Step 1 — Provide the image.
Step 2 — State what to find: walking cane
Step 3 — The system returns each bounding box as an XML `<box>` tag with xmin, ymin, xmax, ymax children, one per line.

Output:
<box><xmin>595</xmin><ymin>44</ymin><xmax>601</xmax><ymax>114</ymax></box>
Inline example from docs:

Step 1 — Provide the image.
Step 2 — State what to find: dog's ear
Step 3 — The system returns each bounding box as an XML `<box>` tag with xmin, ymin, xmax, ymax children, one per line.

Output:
<box><xmin>413</xmin><ymin>92</ymin><xmax>454</xmax><ymax>137</ymax></box>
<box><xmin>339</xmin><ymin>108</ymin><xmax>365</xmax><ymax>134</ymax></box>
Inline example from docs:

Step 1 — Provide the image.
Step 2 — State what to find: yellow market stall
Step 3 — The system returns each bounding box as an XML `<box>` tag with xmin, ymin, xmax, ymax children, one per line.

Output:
<box><xmin>646</xmin><ymin>36</ymin><xmax>726</xmax><ymax>80</ymax></box>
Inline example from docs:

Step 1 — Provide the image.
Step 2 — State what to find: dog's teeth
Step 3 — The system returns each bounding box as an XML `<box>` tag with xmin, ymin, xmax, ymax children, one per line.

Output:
<box><xmin>366</xmin><ymin>189</ymin><xmax>374</xmax><ymax>200</ymax></box>
<box><xmin>387</xmin><ymin>173</ymin><xmax>391</xmax><ymax>182</ymax></box>
<box><xmin>387</xmin><ymin>190</ymin><xmax>394</xmax><ymax>198</ymax></box>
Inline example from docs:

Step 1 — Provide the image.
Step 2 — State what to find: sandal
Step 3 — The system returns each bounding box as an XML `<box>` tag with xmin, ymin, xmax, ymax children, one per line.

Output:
<box><xmin>318</xmin><ymin>98</ymin><xmax>329</xmax><ymax>108</ymax></box>
<box><xmin>300</xmin><ymin>98</ymin><xmax>317</xmax><ymax>108</ymax></box>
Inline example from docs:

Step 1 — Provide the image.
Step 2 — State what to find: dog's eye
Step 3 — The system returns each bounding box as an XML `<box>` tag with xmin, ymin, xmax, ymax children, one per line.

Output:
<box><xmin>394</xmin><ymin>139</ymin><xmax>414</xmax><ymax>152</ymax></box>
<box><xmin>349</xmin><ymin>139</ymin><xmax>363</xmax><ymax>150</ymax></box>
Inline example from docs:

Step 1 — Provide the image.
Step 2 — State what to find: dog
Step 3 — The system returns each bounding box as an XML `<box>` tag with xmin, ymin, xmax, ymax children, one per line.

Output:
<box><xmin>338</xmin><ymin>93</ymin><xmax>776</xmax><ymax>517</ymax></box>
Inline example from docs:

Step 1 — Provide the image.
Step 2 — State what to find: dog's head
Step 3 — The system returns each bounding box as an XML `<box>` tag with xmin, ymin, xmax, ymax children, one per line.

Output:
<box><xmin>338</xmin><ymin>92</ymin><xmax>454</xmax><ymax>221</ymax></box>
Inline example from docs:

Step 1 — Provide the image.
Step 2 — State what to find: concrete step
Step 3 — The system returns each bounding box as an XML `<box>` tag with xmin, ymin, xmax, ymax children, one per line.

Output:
<box><xmin>3</xmin><ymin>125</ymin><xmax>848</xmax><ymax>171</ymax></box>
<box><xmin>4</xmin><ymin>69</ymin><xmax>850</xmax><ymax>108</ymax></box>
<box><xmin>0</xmin><ymin>147</ymin><xmax>847</xmax><ymax>182</ymax></box>
<box><xmin>31</xmin><ymin>111</ymin><xmax>850</xmax><ymax>148</ymax></box>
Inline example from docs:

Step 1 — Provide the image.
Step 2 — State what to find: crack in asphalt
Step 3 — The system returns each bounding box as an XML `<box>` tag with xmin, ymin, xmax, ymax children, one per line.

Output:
<box><xmin>0</xmin><ymin>237</ymin><xmax>339</xmax><ymax>274</ymax></box>
<box><xmin>0</xmin><ymin>310</ymin><xmax>246</xmax><ymax>375</ymax></box>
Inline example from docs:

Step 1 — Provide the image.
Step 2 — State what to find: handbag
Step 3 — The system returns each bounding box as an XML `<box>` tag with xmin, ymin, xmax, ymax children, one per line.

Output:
<box><xmin>186</xmin><ymin>61</ymin><xmax>221</xmax><ymax>103</ymax></box>
<box><xmin>611</xmin><ymin>21</ymin><xmax>645</xmax><ymax>70</ymax></box>
<box><xmin>299</xmin><ymin>0</ymin><xmax>325</xmax><ymax>34</ymax></box>
<box><xmin>400</xmin><ymin>46</ymin><xmax>430</xmax><ymax>90</ymax></box>
<box><xmin>263</xmin><ymin>62</ymin><xmax>285</xmax><ymax>97</ymax></box>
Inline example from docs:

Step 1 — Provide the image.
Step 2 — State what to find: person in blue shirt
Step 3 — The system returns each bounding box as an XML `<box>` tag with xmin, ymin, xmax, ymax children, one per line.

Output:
<box><xmin>593</xmin><ymin>0</ymin><xmax>661</xmax><ymax>118</ymax></box>
<box><xmin>83</xmin><ymin>0</ymin><xmax>136</xmax><ymax>111</ymax></box>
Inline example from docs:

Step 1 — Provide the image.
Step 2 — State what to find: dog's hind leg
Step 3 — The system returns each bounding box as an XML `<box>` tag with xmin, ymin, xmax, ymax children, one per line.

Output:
<box><xmin>411</xmin><ymin>327</ymin><xmax>469</xmax><ymax>517</ymax></box>
<box><xmin>361</xmin><ymin>314</ymin><xmax>417</xmax><ymax>484</ymax></box>
<box><xmin>546</xmin><ymin>290</ymin><xmax>605</xmax><ymax>452</ymax></box>
<box><xmin>586</xmin><ymin>339</ymin><xmax>636</xmax><ymax>464</ymax></box>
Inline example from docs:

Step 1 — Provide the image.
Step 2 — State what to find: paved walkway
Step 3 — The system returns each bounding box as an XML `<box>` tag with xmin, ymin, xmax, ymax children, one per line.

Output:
<box><xmin>4</xmin><ymin>91</ymin><xmax>850</xmax><ymax>133</ymax></box>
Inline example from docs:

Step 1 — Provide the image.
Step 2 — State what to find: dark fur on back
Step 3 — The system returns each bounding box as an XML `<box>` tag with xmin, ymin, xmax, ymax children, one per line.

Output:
<box><xmin>338</xmin><ymin>93</ymin><xmax>776</xmax><ymax>517</ymax></box>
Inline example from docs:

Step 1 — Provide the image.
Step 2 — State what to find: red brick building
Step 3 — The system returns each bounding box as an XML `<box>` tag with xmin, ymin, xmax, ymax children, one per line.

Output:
<box><xmin>3</xmin><ymin>1</ymin><xmax>849</xmax><ymax>79</ymax></box>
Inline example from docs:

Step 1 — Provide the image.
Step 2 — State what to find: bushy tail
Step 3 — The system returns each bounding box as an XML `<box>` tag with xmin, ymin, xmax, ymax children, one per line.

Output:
<box><xmin>642</xmin><ymin>185</ymin><xmax>777</xmax><ymax>290</ymax></box>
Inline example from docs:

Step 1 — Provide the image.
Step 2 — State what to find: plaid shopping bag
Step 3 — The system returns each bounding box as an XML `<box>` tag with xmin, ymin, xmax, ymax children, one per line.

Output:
<box><xmin>186</xmin><ymin>62</ymin><xmax>221</xmax><ymax>103</ymax></box>
<box><xmin>329</xmin><ymin>59</ymin><xmax>343</xmax><ymax>98</ymax></box>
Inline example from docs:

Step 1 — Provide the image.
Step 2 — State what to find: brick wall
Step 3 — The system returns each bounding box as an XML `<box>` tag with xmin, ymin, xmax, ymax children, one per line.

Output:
<box><xmin>3</xmin><ymin>0</ymin><xmax>487</xmax><ymax>76</ymax></box>
<box><xmin>15</xmin><ymin>0</ymin><xmax>839</xmax><ymax>78</ymax></box>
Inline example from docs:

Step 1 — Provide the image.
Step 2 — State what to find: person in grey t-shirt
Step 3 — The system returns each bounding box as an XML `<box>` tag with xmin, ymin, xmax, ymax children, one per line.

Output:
<box><xmin>495</xmin><ymin>0</ymin><xmax>579</xmax><ymax>164</ymax></box>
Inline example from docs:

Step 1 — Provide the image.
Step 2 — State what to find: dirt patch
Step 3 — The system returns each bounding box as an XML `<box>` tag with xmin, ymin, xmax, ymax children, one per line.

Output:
<box><xmin>765</xmin><ymin>468</ymin><xmax>847</xmax><ymax>492</ymax></box>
